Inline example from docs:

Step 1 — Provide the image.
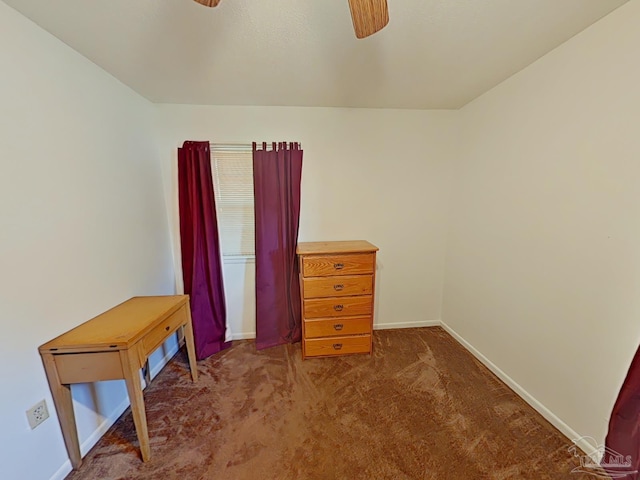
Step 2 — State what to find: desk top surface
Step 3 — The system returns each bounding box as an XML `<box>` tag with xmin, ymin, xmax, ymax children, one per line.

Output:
<box><xmin>39</xmin><ymin>295</ymin><xmax>189</xmax><ymax>353</ymax></box>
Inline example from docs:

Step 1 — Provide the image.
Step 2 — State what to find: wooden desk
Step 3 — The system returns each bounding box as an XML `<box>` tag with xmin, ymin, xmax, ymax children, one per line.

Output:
<box><xmin>39</xmin><ymin>295</ymin><xmax>198</xmax><ymax>470</ymax></box>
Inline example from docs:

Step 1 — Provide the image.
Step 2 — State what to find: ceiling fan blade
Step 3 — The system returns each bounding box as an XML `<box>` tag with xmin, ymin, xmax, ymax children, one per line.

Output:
<box><xmin>193</xmin><ymin>0</ymin><xmax>221</xmax><ymax>7</ymax></box>
<box><xmin>348</xmin><ymin>0</ymin><xmax>389</xmax><ymax>39</ymax></box>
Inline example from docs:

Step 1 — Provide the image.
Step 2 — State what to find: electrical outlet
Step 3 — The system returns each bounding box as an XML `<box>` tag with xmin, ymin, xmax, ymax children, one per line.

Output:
<box><xmin>26</xmin><ymin>399</ymin><xmax>50</xmax><ymax>429</ymax></box>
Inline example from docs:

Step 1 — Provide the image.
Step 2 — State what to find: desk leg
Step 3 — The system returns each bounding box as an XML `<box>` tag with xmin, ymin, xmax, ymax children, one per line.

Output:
<box><xmin>183</xmin><ymin>307</ymin><xmax>199</xmax><ymax>382</ymax></box>
<box><xmin>119</xmin><ymin>349</ymin><xmax>150</xmax><ymax>462</ymax></box>
<box><xmin>142</xmin><ymin>359</ymin><xmax>151</xmax><ymax>387</ymax></box>
<box><xmin>41</xmin><ymin>353</ymin><xmax>82</xmax><ymax>469</ymax></box>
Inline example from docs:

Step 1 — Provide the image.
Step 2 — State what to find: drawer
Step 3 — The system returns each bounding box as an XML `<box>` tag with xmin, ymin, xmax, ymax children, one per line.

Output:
<box><xmin>304</xmin><ymin>335</ymin><xmax>371</xmax><ymax>357</ymax></box>
<box><xmin>302</xmin><ymin>275</ymin><xmax>373</xmax><ymax>299</ymax></box>
<box><xmin>143</xmin><ymin>307</ymin><xmax>186</xmax><ymax>355</ymax></box>
<box><xmin>55</xmin><ymin>351</ymin><xmax>124</xmax><ymax>383</ymax></box>
<box><xmin>304</xmin><ymin>295</ymin><xmax>372</xmax><ymax>318</ymax></box>
<box><xmin>305</xmin><ymin>316</ymin><xmax>371</xmax><ymax>338</ymax></box>
<box><xmin>302</xmin><ymin>253</ymin><xmax>375</xmax><ymax>277</ymax></box>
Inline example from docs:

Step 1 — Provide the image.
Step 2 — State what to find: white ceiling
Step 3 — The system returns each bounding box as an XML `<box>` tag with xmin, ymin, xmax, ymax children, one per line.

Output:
<box><xmin>3</xmin><ymin>0</ymin><xmax>628</xmax><ymax>109</ymax></box>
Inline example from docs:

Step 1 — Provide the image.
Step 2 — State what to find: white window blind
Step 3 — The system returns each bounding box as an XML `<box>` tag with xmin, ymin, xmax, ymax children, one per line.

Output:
<box><xmin>211</xmin><ymin>144</ymin><xmax>254</xmax><ymax>258</ymax></box>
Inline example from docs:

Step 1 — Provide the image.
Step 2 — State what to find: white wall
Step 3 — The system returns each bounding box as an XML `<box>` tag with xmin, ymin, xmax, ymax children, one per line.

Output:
<box><xmin>156</xmin><ymin>105</ymin><xmax>457</xmax><ymax>338</ymax></box>
<box><xmin>443</xmin><ymin>0</ymin><xmax>640</xmax><ymax>447</ymax></box>
<box><xmin>7</xmin><ymin>0</ymin><xmax>635</xmax><ymax>476</ymax></box>
<box><xmin>0</xmin><ymin>3</ymin><xmax>175</xmax><ymax>479</ymax></box>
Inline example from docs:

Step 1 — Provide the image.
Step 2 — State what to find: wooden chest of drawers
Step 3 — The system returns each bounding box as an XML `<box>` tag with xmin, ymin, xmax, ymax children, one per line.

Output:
<box><xmin>297</xmin><ymin>240</ymin><xmax>379</xmax><ymax>359</ymax></box>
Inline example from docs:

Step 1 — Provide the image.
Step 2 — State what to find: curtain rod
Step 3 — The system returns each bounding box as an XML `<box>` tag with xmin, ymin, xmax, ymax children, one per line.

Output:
<box><xmin>209</xmin><ymin>142</ymin><xmax>302</xmax><ymax>150</ymax></box>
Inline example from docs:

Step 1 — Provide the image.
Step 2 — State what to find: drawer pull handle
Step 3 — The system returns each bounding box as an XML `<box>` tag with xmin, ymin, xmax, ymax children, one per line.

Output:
<box><xmin>333</xmin><ymin>284</ymin><xmax>344</xmax><ymax>291</ymax></box>
<box><xmin>334</xmin><ymin>304</ymin><xmax>344</xmax><ymax>311</ymax></box>
<box><xmin>333</xmin><ymin>343</ymin><xmax>343</xmax><ymax>350</ymax></box>
<box><xmin>334</xmin><ymin>263</ymin><xmax>344</xmax><ymax>270</ymax></box>
<box><xmin>333</xmin><ymin>324</ymin><xmax>344</xmax><ymax>331</ymax></box>
<box><xmin>165</xmin><ymin>326</ymin><xmax>171</xmax><ymax>331</ymax></box>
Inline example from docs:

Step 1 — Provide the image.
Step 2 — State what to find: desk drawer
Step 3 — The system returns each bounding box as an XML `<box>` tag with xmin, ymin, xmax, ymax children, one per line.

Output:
<box><xmin>304</xmin><ymin>335</ymin><xmax>371</xmax><ymax>357</ymax></box>
<box><xmin>302</xmin><ymin>253</ymin><xmax>374</xmax><ymax>277</ymax></box>
<box><xmin>143</xmin><ymin>307</ymin><xmax>186</xmax><ymax>355</ymax></box>
<box><xmin>302</xmin><ymin>275</ymin><xmax>372</xmax><ymax>299</ymax></box>
<box><xmin>55</xmin><ymin>351</ymin><xmax>123</xmax><ymax>383</ymax></box>
<box><xmin>304</xmin><ymin>316</ymin><xmax>371</xmax><ymax>338</ymax></box>
<box><xmin>304</xmin><ymin>295</ymin><xmax>372</xmax><ymax>318</ymax></box>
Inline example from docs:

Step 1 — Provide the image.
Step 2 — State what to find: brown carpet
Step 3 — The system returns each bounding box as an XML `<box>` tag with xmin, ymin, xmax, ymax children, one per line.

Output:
<box><xmin>65</xmin><ymin>327</ymin><xmax>594</xmax><ymax>480</ymax></box>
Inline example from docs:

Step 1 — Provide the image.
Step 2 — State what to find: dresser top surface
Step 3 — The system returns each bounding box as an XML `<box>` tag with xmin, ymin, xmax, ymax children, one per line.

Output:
<box><xmin>39</xmin><ymin>295</ymin><xmax>188</xmax><ymax>353</ymax></box>
<box><xmin>296</xmin><ymin>240</ymin><xmax>378</xmax><ymax>255</ymax></box>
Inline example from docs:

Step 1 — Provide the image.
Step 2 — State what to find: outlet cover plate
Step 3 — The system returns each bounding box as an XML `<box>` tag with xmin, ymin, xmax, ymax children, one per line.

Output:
<box><xmin>26</xmin><ymin>399</ymin><xmax>50</xmax><ymax>429</ymax></box>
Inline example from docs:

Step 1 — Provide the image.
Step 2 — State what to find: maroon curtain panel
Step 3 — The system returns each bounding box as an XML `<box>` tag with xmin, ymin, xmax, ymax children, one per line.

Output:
<box><xmin>604</xmin><ymin>346</ymin><xmax>640</xmax><ymax>479</ymax></box>
<box><xmin>253</xmin><ymin>142</ymin><xmax>303</xmax><ymax>350</ymax></box>
<box><xmin>178</xmin><ymin>140</ymin><xmax>231</xmax><ymax>360</ymax></box>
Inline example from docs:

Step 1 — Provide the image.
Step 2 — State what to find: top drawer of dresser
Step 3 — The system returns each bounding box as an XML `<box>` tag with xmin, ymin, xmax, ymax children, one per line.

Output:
<box><xmin>301</xmin><ymin>253</ymin><xmax>375</xmax><ymax>277</ymax></box>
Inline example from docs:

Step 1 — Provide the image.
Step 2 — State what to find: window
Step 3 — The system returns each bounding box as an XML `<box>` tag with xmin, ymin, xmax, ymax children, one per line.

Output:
<box><xmin>211</xmin><ymin>144</ymin><xmax>254</xmax><ymax>258</ymax></box>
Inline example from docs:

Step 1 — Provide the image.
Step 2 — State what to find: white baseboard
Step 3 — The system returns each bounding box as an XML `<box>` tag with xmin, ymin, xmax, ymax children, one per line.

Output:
<box><xmin>374</xmin><ymin>319</ymin><xmax>441</xmax><ymax>330</ymax></box>
<box><xmin>50</xmin><ymin>460</ymin><xmax>72</xmax><ymax>480</ymax></box>
<box><xmin>228</xmin><ymin>321</ymin><xmax>442</xmax><ymax>339</ymax></box>
<box><xmin>230</xmin><ymin>332</ymin><xmax>256</xmax><ymax>340</ymax></box>
<box><xmin>148</xmin><ymin>341</ymin><xmax>181</xmax><ymax>379</ymax></box>
<box><xmin>439</xmin><ymin>321</ymin><xmax>596</xmax><ymax>459</ymax></box>
<box><xmin>49</xmin><ymin>341</ymin><xmax>181</xmax><ymax>480</ymax></box>
<box><xmin>228</xmin><ymin>321</ymin><xmax>441</xmax><ymax>339</ymax></box>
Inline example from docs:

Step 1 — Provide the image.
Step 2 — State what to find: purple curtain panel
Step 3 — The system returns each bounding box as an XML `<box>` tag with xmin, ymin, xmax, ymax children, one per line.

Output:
<box><xmin>178</xmin><ymin>140</ymin><xmax>231</xmax><ymax>360</ymax></box>
<box><xmin>604</xmin><ymin>346</ymin><xmax>640</xmax><ymax>479</ymax></box>
<box><xmin>253</xmin><ymin>142</ymin><xmax>303</xmax><ymax>350</ymax></box>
